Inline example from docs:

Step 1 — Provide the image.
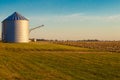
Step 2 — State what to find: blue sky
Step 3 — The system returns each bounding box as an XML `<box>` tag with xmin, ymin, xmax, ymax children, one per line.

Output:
<box><xmin>0</xmin><ymin>0</ymin><xmax>120</xmax><ymax>40</ymax></box>
<box><xmin>1</xmin><ymin>0</ymin><xmax>120</xmax><ymax>16</ymax></box>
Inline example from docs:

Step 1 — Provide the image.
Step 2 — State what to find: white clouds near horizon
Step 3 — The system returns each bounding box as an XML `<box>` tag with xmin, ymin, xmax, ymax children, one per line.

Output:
<box><xmin>0</xmin><ymin>13</ymin><xmax>120</xmax><ymax>40</ymax></box>
<box><xmin>28</xmin><ymin>13</ymin><xmax>120</xmax><ymax>40</ymax></box>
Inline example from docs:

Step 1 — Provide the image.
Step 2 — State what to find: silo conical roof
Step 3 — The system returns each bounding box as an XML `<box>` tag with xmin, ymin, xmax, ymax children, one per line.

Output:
<box><xmin>2</xmin><ymin>12</ymin><xmax>28</xmax><ymax>22</ymax></box>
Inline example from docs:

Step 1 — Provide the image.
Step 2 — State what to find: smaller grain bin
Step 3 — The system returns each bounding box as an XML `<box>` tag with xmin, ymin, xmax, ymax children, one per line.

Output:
<box><xmin>2</xmin><ymin>12</ymin><xmax>29</xmax><ymax>43</ymax></box>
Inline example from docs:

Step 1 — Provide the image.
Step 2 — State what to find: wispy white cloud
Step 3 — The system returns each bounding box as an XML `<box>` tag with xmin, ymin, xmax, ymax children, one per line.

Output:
<box><xmin>29</xmin><ymin>13</ymin><xmax>120</xmax><ymax>23</ymax></box>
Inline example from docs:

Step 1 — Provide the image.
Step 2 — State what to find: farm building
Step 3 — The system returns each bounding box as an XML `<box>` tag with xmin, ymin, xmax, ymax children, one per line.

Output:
<box><xmin>2</xmin><ymin>12</ymin><xmax>29</xmax><ymax>43</ymax></box>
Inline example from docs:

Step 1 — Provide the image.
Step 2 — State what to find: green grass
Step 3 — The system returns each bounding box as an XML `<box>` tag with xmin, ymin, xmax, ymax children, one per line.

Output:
<box><xmin>0</xmin><ymin>41</ymin><xmax>119</xmax><ymax>80</ymax></box>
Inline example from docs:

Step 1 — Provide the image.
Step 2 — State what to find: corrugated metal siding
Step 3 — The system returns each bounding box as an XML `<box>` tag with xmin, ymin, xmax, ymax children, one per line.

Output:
<box><xmin>2</xmin><ymin>12</ymin><xmax>29</xmax><ymax>43</ymax></box>
<box><xmin>2</xmin><ymin>12</ymin><xmax>28</xmax><ymax>22</ymax></box>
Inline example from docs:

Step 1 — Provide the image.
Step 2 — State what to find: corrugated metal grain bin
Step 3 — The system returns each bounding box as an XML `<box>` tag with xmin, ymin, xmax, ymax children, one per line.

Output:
<box><xmin>2</xmin><ymin>12</ymin><xmax>29</xmax><ymax>43</ymax></box>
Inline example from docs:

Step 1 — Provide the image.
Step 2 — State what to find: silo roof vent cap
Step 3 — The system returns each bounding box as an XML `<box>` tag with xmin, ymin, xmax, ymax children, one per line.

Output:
<box><xmin>2</xmin><ymin>12</ymin><xmax>28</xmax><ymax>22</ymax></box>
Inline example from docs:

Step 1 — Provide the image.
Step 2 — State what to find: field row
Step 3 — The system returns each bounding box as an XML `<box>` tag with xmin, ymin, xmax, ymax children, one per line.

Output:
<box><xmin>0</xmin><ymin>42</ymin><xmax>97</xmax><ymax>52</ymax></box>
<box><xmin>52</xmin><ymin>41</ymin><xmax>120</xmax><ymax>53</ymax></box>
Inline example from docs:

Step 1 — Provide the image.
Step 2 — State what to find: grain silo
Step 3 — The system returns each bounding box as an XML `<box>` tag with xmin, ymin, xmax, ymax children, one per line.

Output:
<box><xmin>2</xmin><ymin>12</ymin><xmax>29</xmax><ymax>43</ymax></box>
